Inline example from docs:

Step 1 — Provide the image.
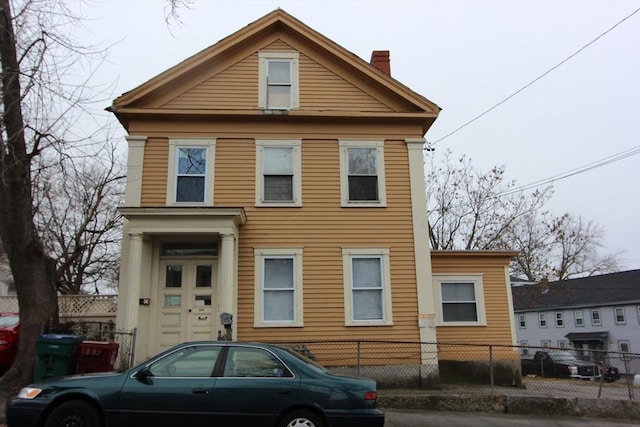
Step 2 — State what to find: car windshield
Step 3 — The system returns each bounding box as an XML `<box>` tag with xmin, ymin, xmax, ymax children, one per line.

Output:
<box><xmin>0</xmin><ymin>315</ymin><xmax>18</xmax><ymax>327</ymax></box>
<box><xmin>281</xmin><ymin>346</ymin><xmax>327</xmax><ymax>374</ymax></box>
<box><xmin>549</xmin><ymin>351</ymin><xmax>576</xmax><ymax>362</ymax></box>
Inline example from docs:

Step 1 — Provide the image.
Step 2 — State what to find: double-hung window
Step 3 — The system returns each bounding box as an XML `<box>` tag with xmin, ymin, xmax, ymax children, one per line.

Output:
<box><xmin>518</xmin><ymin>314</ymin><xmax>526</xmax><ymax>329</ymax></box>
<box><xmin>254</xmin><ymin>248</ymin><xmax>303</xmax><ymax>327</ymax></box>
<box><xmin>255</xmin><ymin>140</ymin><xmax>301</xmax><ymax>206</ymax></box>
<box><xmin>342</xmin><ymin>248</ymin><xmax>392</xmax><ymax>326</ymax></box>
<box><xmin>434</xmin><ymin>275</ymin><xmax>486</xmax><ymax>325</ymax></box>
<box><xmin>614</xmin><ymin>307</ymin><xmax>625</xmax><ymax>324</ymax></box>
<box><xmin>167</xmin><ymin>139</ymin><xmax>216</xmax><ymax>206</ymax></box>
<box><xmin>555</xmin><ymin>312</ymin><xmax>564</xmax><ymax>327</ymax></box>
<box><xmin>539</xmin><ymin>313</ymin><xmax>547</xmax><ymax>328</ymax></box>
<box><xmin>574</xmin><ymin>310</ymin><xmax>584</xmax><ymax>327</ymax></box>
<box><xmin>339</xmin><ymin>140</ymin><xmax>387</xmax><ymax>207</ymax></box>
<box><xmin>591</xmin><ymin>309</ymin><xmax>602</xmax><ymax>326</ymax></box>
<box><xmin>258</xmin><ymin>52</ymin><xmax>299</xmax><ymax>110</ymax></box>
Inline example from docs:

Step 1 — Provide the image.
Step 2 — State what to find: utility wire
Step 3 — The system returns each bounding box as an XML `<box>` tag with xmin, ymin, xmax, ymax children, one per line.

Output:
<box><xmin>430</xmin><ymin>7</ymin><xmax>640</xmax><ymax>146</ymax></box>
<box><xmin>497</xmin><ymin>145</ymin><xmax>640</xmax><ymax>197</ymax></box>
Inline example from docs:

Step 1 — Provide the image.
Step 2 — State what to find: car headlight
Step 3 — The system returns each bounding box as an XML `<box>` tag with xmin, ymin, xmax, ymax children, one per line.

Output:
<box><xmin>17</xmin><ymin>387</ymin><xmax>42</xmax><ymax>399</ymax></box>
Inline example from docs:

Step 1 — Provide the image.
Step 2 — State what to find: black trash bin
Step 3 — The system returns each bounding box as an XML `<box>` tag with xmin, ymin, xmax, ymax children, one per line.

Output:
<box><xmin>34</xmin><ymin>334</ymin><xmax>84</xmax><ymax>380</ymax></box>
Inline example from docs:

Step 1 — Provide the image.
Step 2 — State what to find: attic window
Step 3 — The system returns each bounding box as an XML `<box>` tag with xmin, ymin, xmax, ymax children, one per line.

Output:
<box><xmin>258</xmin><ymin>52</ymin><xmax>299</xmax><ymax>110</ymax></box>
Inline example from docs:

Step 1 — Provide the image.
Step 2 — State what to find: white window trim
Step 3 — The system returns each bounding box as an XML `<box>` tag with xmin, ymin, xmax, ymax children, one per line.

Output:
<box><xmin>518</xmin><ymin>314</ymin><xmax>526</xmax><ymax>329</ymax></box>
<box><xmin>258</xmin><ymin>52</ymin><xmax>299</xmax><ymax>110</ymax></box>
<box><xmin>574</xmin><ymin>310</ymin><xmax>584</xmax><ymax>327</ymax></box>
<box><xmin>619</xmin><ymin>340</ymin><xmax>630</xmax><ymax>353</ymax></box>
<box><xmin>433</xmin><ymin>274</ymin><xmax>486</xmax><ymax>326</ymax></box>
<box><xmin>614</xmin><ymin>307</ymin><xmax>626</xmax><ymax>325</ymax></box>
<box><xmin>539</xmin><ymin>312</ymin><xmax>547</xmax><ymax>328</ymax></box>
<box><xmin>591</xmin><ymin>308</ymin><xmax>602</xmax><ymax>326</ymax></box>
<box><xmin>253</xmin><ymin>248</ymin><xmax>303</xmax><ymax>328</ymax></box>
<box><xmin>166</xmin><ymin>138</ymin><xmax>216</xmax><ymax>206</ymax></box>
<box><xmin>342</xmin><ymin>247</ymin><xmax>393</xmax><ymax>326</ymax></box>
<box><xmin>255</xmin><ymin>139</ymin><xmax>302</xmax><ymax>207</ymax></box>
<box><xmin>555</xmin><ymin>312</ymin><xmax>564</xmax><ymax>328</ymax></box>
<box><xmin>339</xmin><ymin>140</ymin><xmax>387</xmax><ymax>207</ymax></box>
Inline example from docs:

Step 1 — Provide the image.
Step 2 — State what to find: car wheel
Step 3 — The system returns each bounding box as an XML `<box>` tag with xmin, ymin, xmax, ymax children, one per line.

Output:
<box><xmin>44</xmin><ymin>400</ymin><xmax>102</xmax><ymax>427</ymax></box>
<box><xmin>278</xmin><ymin>409</ymin><xmax>324</xmax><ymax>427</ymax></box>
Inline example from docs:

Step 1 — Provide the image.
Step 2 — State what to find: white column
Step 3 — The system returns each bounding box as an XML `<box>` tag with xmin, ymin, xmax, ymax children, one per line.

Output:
<box><xmin>406</xmin><ymin>139</ymin><xmax>438</xmax><ymax>347</ymax></box>
<box><xmin>124</xmin><ymin>135</ymin><xmax>147</xmax><ymax>207</ymax></box>
<box><xmin>218</xmin><ymin>233</ymin><xmax>237</xmax><ymax>338</ymax></box>
<box><xmin>123</xmin><ymin>232</ymin><xmax>144</xmax><ymax>331</ymax></box>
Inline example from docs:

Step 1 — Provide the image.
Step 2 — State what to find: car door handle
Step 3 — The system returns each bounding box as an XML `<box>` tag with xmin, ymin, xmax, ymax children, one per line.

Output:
<box><xmin>193</xmin><ymin>388</ymin><xmax>210</xmax><ymax>394</ymax></box>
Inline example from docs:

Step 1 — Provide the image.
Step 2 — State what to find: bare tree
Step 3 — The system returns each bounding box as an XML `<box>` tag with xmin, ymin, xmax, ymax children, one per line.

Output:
<box><xmin>33</xmin><ymin>142</ymin><xmax>124</xmax><ymax>295</ymax></box>
<box><xmin>427</xmin><ymin>150</ymin><xmax>552</xmax><ymax>250</ymax></box>
<box><xmin>428</xmin><ymin>151</ymin><xmax>622</xmax><ymax>282</ymax></box>
<box><xmin>0</xmin><ymin>0</ymin><xmax>112</xmax><ymax>391</ymax></box>
<box><xmin>548</xmin><ymin>213</ymin><xmax>621</xmax><ymax>280</ymax></box>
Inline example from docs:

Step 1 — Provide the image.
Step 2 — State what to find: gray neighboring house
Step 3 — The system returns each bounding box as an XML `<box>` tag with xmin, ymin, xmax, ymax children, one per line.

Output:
<box><xmin>512</xmin><ymin>270</ymin><xmax>640</xmax><ymax>357</ymax></box>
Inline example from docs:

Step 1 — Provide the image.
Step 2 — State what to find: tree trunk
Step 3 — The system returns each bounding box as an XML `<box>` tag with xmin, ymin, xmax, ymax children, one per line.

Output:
<box><xmin>0</xmin><ymin>0</ymin><xmax>58</xmax><ymax>394</ymax></box>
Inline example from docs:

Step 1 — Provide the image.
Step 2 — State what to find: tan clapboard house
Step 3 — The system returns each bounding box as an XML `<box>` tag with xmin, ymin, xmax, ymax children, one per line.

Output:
<box><xmin>110</xmin><ymin>10</ymin><xmax>518</xmax><ymax>373</ymax></box>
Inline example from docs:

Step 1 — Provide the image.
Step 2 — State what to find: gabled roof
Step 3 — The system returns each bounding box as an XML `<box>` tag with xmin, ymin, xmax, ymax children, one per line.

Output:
<box><xmin>512</xmin><ymin>269</ymin><xmax>640</xmax><ymax>312</ymax></box>
<box><xmin>109</xmin><ymin>9</ymin><xmax>440</xmax><ymax>131</ymax></box>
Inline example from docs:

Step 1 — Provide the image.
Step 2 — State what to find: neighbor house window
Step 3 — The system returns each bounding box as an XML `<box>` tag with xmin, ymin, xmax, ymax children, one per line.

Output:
<box><xmin>541</xmin><ymin>340</ymin><xmax>551</xmax><ymax>348</ymax></box>
<box><xmin>254</xmin><ymin>248</ymin><xmax>303</xmax><ymax>327</ymax></box>
<box><xmin>518</xmin><ymin>314</ymin><xmax>526</xmax><ymax>329</ymax></box>
<box><xmin>591</xmin><ymin>309</ymin><xmax>602</xmax><ymax>326</ymax></box>
<box><xmin>434</xmin><ymin>275</ymin><xmax>486</xmax><ymax>326</ymax></box>
<box><xmin>258</xmin><ymin>52</ymin><xmax>299</xmax><ymax>110</ymax></box>
<box><xmin>167</xmin><ymin>139</ymin><xmax>216</xmax><ymax>206</ymax></box>
<box><xmin>574</xmin><ymin>310</ymin><xmax>584</xmax><ymax>327</ymax></box>
<box><xmin>342</xmin><ymin>248</ymin><xmax>392</xmax><ymax>326</ymax></box>
<box><xmin>614</xmin><ymin>307</ymin><xmax>625</xmax><ymax>324</ymax></box>
<box><xmin>555</xmin><ymin>312</ymin><xmax>564</xmax><ymax>328</ymax></box>
<box><xmin>558</xmin><ymin>340</ymin><xmax>567</xmax><ymax>349</ymax></box>
<box><xmin>619</xmin><ymin>341</ymin><xmax>630</xmax><ymax>353</ymax></box>
<box><xmin>255</xmin><ymin>140</ymin><xmax>302</xmax><ymax>206</ymax></box>
<box><xmin>521</xmin><ymin>340</ymin><xmax>529</xmax><ymax>356</ymax></box>
<box><xmin>339</xmin><ymin>140</ymin><xmax>387</xmax><ymax>207</ymax></box>
<box><xmin>539</xmin><ymin>313</ymin><xmax>547</xmax><ymax>328</ymax></box>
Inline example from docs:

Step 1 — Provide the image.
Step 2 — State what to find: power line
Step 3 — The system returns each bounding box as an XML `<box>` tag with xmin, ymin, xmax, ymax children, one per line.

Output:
<box><xmin>430</xmin><ymin>7</ymin><xmax>640</xmax><ymax>146</ymax></box>
<box><xmin>497</xmin><ymin>145</ymin><xmax>640</xmax><ymax>197</ymax></box>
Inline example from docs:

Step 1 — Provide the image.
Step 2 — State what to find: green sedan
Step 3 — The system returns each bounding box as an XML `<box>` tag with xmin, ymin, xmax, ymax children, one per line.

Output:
<box><xmin>7</xmin><ymin>341</ymin><xmax>384</xmax><ymax>427</ymax></box>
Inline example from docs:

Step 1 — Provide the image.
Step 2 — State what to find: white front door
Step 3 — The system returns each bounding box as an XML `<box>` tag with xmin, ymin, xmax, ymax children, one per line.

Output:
<box><xmin>159</xmin><ymin>259</ymin><xmax>217</xmax><ymax>351</ymax></box>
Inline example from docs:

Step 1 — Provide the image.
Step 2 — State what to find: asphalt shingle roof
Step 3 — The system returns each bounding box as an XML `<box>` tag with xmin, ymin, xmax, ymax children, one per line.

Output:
<box><xmin>512</xmin><ymin>269</ymin><xmax>640</xmax><ymax>312</ymax></box>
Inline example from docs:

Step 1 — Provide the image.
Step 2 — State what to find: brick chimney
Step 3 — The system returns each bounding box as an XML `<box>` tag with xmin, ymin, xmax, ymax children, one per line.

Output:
<box><xmin>370</xmin><ymin>50</ymin><xmax>391</xmax><ymax>76</ymax></box>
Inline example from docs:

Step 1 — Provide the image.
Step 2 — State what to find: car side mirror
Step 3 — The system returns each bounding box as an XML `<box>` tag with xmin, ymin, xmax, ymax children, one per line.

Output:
<box><xmin>134</xmin><ymin>366</ymin><xmax>154</xmax><ymax>384</ymax></box>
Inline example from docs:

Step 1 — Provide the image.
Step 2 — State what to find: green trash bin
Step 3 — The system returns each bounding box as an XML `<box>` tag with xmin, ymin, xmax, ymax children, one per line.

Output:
<box><xmin>35</xmin><ymin>334</ymin><xmax>84</xmax><ymax>381</ymax></box>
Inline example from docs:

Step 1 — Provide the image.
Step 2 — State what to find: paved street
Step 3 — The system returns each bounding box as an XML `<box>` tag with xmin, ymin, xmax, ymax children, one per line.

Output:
<box><xmin>384</xmin><ymin>410</ymin><xmax>639</xmax><ymax>426</ymax></box>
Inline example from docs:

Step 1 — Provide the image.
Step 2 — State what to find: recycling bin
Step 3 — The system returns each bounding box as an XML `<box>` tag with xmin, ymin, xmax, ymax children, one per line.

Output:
<box><xmin>35</xmin><ymin>334</ymin><xmax>84</xmax><ymax>380</ymax></box>
<box><xmin>76</xmin><ymin>341</ymin><xmax>119</xmax><ymax>373</ymax></box>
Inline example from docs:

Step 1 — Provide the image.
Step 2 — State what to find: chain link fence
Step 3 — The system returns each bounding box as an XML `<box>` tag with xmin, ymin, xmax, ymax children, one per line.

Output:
<box><xmin>271</xmin><ymin>340</ymin><xmax>639</xmax><ymax>401</ymax></box>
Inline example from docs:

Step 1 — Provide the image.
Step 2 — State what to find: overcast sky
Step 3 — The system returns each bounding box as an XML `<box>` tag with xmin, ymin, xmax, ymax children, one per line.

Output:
<box><xmin>74</xmin><ymin>0</ymin><xmax>640</xmax><ymax>270</ymax></box>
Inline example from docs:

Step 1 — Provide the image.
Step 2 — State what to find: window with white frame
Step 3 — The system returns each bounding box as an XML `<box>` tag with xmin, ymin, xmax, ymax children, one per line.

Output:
<box><xmin>558</xmin><ymin>340</ymin><xmax>567</xmax><ymax>349</ymax></box>
<box><xmin>518</xmin><ymin>314</ymin><xmax>526</xmax><ymax>329</ymax></box>
<box><xmin>254</xmin><ymin>248</ymin><xmax>303</xmax><ymax>327</ymax></box>
<box><xmin>258</xmin><ymin>52</ymin><xmax>299</xmax><ymax>110</ymax></box>
<box><xmin>538</xmin><ymin>312</ymin><xmax>547</xmax><ymax>328</ymax></box>
<box><xmin>555</xmin><ymin>312</ymin><xmax>564</xmax><ymax>328</ymax></box>
<box><xmin>255</xmin><ymin>140</ymin><xmax>301</xmax><ymax>206</ymax></box>
<box><xmin>541</xmin><ymin>340</ymin><xmax>551</xmax><ymax>348</ymax></box>
<box><xmin>434</xmin><ymin>275</ymin><xmax>486</xmax><ymax>325</ymax></box>
<box><xmin>614</xmin><ymin>307</ymin><xmax>625</xmax><ymax>324</ymax></box>
<box><xmin>342</xmin><ymin>248</ymin><xmax>392</xmax><ymax>326</ymax></box>
<box><xmin>521</xmin><ymin>340</ymin><xmax>529</xmax><ymax>356</ymax></box>
<box><xmin>339</xmin><ymin>140</ymin><xmax>387</xmax><ymax>207</ymax></box>
<box><xmin>167</xmin><ymin>139</ymin><xmax>216</xmax><ymax>206</ymax></box>
<box><xmin>591</xmin><ymin>309</ymin><xmax>602</xmax><ymax>326</ymax></box>
<box><xmin>574</xmin><ymin>310</ymin><xmax>584</xmax><ymax>327</ymax></box>
<box><xmin>619</xmin><ymin>340</ymin><xmax>630</xmax><ymax>353</ymax></box>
